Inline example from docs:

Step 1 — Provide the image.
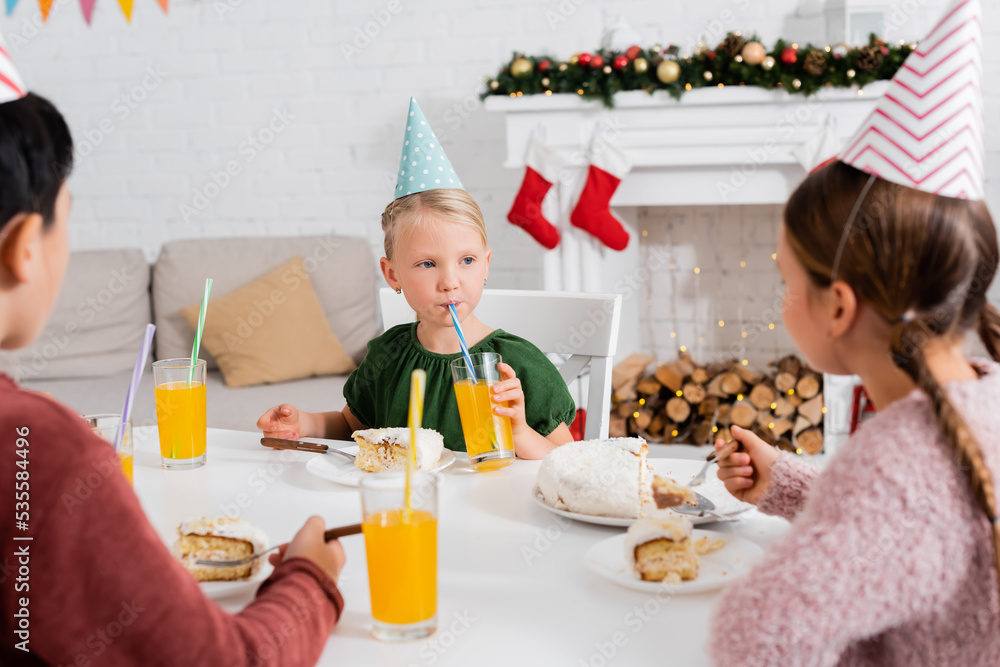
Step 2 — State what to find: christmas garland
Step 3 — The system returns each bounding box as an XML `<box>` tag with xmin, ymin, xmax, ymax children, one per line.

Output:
<box><xmin>482</xmin><ymin>32</ymin><xmax>914</xmax><ymax>108</ymax></box>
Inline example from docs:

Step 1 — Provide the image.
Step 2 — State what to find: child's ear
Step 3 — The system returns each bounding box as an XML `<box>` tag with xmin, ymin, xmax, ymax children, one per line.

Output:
<box><xmin>379</xmin><ymin>256</ymin><xmax>400</xmax><ymax>291</ymax></box>
<box><xmin>828</xmin><ymin>279</ymin><xmax>859</xmax><ymax>339</ymax></box>
<box><xmin>0</xmin><ymin>212</ymin><xmax>44</xmax><ymax>285</ymax></box>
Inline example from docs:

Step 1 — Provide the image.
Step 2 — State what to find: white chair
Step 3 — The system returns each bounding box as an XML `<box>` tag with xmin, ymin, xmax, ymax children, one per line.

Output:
<box><xmin>378</xmin><ymin>288</ymin><xmax>622</xmax><ymax>440</ymax></box>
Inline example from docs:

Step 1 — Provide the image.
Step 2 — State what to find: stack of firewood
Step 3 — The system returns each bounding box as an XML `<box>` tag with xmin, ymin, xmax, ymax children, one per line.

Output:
<box><xmin>610</xmin><ymin>353</ymin><xmax>825</xmax><ymax>454</ymax></box>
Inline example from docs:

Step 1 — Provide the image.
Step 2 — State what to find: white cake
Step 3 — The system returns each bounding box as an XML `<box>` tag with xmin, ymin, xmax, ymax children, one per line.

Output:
<box><xmin>175</xmin><ymin>517</ymin><xmax>269</xmax><ymax>582</ymax></box>
<box><xmin>624</xmin><ymin>516</ymin><xmax>698</xmax><ymax>582</ymax></box>
<box><xmin>352</xmin><ymin>427</ymin><xmax>444</xmax><ymax>472</ymax></box>
<box><xmin>536</xmin><ymin>437</ymin><xmax>650</xmax><ymax>518</ymax></box>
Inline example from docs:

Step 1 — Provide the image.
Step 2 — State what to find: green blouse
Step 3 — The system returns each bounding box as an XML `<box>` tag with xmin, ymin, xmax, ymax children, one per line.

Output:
<box><xmin>343</xmin><ymin>323</ymin><xmax>576</xmax><ymax>452</ymax></box>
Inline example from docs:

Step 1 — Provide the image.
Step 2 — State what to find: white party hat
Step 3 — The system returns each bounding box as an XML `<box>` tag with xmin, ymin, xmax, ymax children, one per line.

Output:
<box><xmin>839</xmin><ymin>0</ymin><xmax>984</xmax><ymax>199</ymax></box>
<box><xmin>0</xmin><ymin>34</ymin><xmax>26</xmax><ymax>105</ymax></box>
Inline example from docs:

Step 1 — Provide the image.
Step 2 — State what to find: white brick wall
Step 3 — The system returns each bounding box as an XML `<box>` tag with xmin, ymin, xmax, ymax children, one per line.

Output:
<box><xmin>2</xmin><ymin>0</ymin><xmax>998</xmax><ymax>367</ymax></box>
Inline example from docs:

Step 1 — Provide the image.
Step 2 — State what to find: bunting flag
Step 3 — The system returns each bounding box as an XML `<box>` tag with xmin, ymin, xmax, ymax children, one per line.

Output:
<box><xmin>38</xmin><ymin>0</ymin><xmax>53</xmax><ymax>21</ymax></box>
<box><xmin>79</xmin><ymin>0</ymin><xmax>95</xmax><ymax>23</ymax></box>
<box><xmin>838</xmin><ymin>0</ymin><xmax>984</xmax><ymax>200</ymax></box>
<box><xmin>156</xmin><ymin>0</ymin><xmax>167</xmax><ymax>13</ymax></box>
<box><xmin>117</xmin><ymin>0</ymin><xmax>132</xmax><ymax>21</ymax></box>
<box><xmin>5</xmin><ymin>0</ymin><xmax>19</xmax><ymax>17</ymax></box>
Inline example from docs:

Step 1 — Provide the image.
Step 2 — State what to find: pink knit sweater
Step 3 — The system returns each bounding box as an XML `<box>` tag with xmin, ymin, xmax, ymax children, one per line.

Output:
<box><xmin>710</xmin><ymin>362</ymin><xmax>1000</xmax><ymax>666</ymax></box>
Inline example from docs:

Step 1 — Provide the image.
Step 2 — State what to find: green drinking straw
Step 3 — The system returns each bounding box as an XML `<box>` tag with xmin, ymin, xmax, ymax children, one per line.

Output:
<box><xmin>188</xmin><ymin>278</ymin><xmax>213</xmax><ymax>386</ymax></box>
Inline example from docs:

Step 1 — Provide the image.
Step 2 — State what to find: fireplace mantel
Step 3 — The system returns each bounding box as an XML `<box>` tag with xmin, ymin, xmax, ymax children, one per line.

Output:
<box><xmin>485</xmin><ymin>82</ymin><xmax>887</xmax><ymax>207</ymax></box>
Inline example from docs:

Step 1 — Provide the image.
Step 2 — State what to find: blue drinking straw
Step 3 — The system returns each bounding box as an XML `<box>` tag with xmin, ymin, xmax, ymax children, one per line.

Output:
<box><xmin>447</xmin><ymin>304</ymin><xmax>477</xmax><ymax>381</ymax></box>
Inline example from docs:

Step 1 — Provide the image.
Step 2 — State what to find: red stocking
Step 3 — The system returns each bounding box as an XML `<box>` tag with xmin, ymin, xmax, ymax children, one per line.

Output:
<box><xmin>507</xmin><ymin>137</ymin><xmax>563</xmax><ymax>250</ymax></box>
<box><xmin>570</xmin><ymin>140</ymin><xmax>632</xmax><ymax>251</ymax></box>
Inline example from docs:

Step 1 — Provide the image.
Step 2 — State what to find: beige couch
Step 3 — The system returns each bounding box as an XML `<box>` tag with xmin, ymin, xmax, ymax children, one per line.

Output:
<box><xmin>0</xmin><ymin>235</ymin><xmax>379</xmax><ymax>432</ymax></box>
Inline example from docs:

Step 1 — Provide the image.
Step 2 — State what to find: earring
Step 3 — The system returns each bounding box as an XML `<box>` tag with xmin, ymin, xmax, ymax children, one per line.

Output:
<box><xmin>483</xmin><ymin>278</ymin><xmax>487</xmax><ymax>286</ymax></box>
<box><xmin>395</xmin><ymin>287</ymin><xmax>402</xmax><ymax>295</ymax></box>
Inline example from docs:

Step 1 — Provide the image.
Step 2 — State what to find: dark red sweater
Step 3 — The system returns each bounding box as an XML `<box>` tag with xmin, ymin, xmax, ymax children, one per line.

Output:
<box><xmin>0</xmin><ymin>375</ymin><xmax>343</xmax><ymax>666</ymax></box>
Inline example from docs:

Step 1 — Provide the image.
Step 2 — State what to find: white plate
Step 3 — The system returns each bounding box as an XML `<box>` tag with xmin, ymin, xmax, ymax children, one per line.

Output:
<box><xmin>585</xmin><ymin>530</ymin><xmax>763</xmax><ymax>595</ymax></box>
<box><xmin>200</xmin><ymin>561</ymin><xmax>273</xmax><ymax>599</ymax></box>
<box><xmin>306</xmin><ymin>446</ymin><xmax>457</xmax><ymax>487</ymax></box>
<box><xmin>531</xmin><ymin>458</ymin><xmax>753</xmax><ymax>527</ymax></box>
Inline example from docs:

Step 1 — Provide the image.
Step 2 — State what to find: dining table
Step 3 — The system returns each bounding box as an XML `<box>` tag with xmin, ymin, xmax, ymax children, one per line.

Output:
<box><xmin>131</xmin><ymin>427</ymin><xmax>796</xmax><ymax>666</ymax></box>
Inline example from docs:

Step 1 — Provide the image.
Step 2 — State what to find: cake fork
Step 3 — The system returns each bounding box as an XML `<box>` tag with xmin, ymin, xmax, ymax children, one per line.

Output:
<box><xmin>687</xmin><ymin>439</ymin><xmax>740</xmax><ymax>488</ymax></box>
<box><xmin>260</xmin><ymin>437</ymin><xmax>356</xmax><ymax>462</ymax></box>
<box><xmin>194</xmin><ymin>523</ymin><xmax>363</xmax><ymax>568</ymax></box>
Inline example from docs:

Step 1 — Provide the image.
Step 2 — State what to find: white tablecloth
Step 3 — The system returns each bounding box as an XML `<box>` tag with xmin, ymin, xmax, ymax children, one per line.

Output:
<box><xmin>132</xmin><ymin>428</ymin><xmax>791</xmax><ymax>666</ymax></box>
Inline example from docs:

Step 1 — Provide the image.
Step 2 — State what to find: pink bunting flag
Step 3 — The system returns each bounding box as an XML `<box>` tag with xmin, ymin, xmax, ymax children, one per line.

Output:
<box><xmin>79</xmin><ymin>0</ymin><xmax>95</xmax><ymax>23</ymax></box>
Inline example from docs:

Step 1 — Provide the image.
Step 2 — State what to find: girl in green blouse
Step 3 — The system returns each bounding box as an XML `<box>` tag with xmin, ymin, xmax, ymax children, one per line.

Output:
<box><xmin>257</xmin><ymin>187</ymin><xmax>576</xmax><ymax>457</ymax></box>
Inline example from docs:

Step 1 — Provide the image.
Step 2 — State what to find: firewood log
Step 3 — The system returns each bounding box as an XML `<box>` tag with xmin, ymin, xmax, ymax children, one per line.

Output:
<box><xmin>797</xmin><ymin>427</ymin><xmax>824</xmax><ymax>454</ymax></box>
<box><xmin>675</xmin><ymin>354</ymin><xmax>696</xmax><ymax>378</ymax></box>
<box><xmin>720</xmin><ymin>372</ymin><xmax>745</xmax><ymax>396</ymax></box>
<box><xmin>774</xmin><ymin>372</ymin><xmax>797</xmax><ymax>393</ymax></box>
<box><xmin>749</xmin><ymin>383</ymin><xmax>777</xmax><ymax>410</ymax></box>
<box><xmin>796</xmin><ymin>372</ymin><xmax>821</xmax><ymax>399</ymax></box>
<box><xmin>612</xmin><ymin>353</ymin><xmax>655</xmax><ymax>392</ymax></box>
<box><xmin>716</xmin><ymin>403</ymin><xmax>732</xmax><ymax>426</ymax></box>
<box><xmin>729</xmin><ymin>401</ymin><xmax>757</xmax><ymax>428</ymax></box>
<box><xmin>706</xmin><ymin>374</ymin><xmax>729</xmax><ymax>398</ymax></box>
<box><xmin>691</xmin><ymin>367</ymin><xmax>709</xmax><ymax>384</ymax></box>
<box><xmin>636</xmin><ymin>377</ymin><xmax>663</xmax><ymax>396</ymax></box>
<box><xmin>776</xmin><ymin>355</ymin><xmax>802</xmax><ymax>377</ymax></box>
<box><xmin>633</xmin><ymin>408</ymin><xmax>653</xmax><ymax>431</ymax></box>
<box><xmin>609</xmin><ymin>416</ymin><xmax>627</xmax><ymax>438</ymax></box>
<box><xmin>735</xmin><ymin>365</ymin><xmax>763</xmax><ymax>385</ymax></box>
<box><xmin>616</xmin><ymin>400</ymin><xmax>640</xmax><ymax>419</ymax></box>
<box><xmin>698</xmin><ymin>396</ymin><xmax>720</xmax><ymax>418</ymax></box>
<box><xmin>616</xmin><ymin>381</ymin><xmax>638</xmax><ymax>402</ymax></box>
<box><xmin>681</xmin><ymin>382</ymin><xmax>707</xmax><ymax>405</ymax></box>
<box><xmin>692</xmin><ymin>421</ymin><xmax>715</xmax><ymax>446</ymax></box>
<box><xmin>666</xmin><ymin>397</ymin><xmax>692</xmax><ymax>423</ymax></box>
<box><xmin>799</xmin><ymin>394</ymin><xmax>824</xmax><ymax>426</ymax></box>
<box><xmin>771</xmin><ymin>418</ymin><xmax>794</xmax><ymax>437</ymax></box>
<box><xmin>773</xmin><ymin>396</ymin><xmax>796</xmax><ymax>417</ymax></box>
<box><xmin>793</xmin><ymin>415</ymin><xmax>811</xmax><ymax>437</ymax></box>
<box><xmin>649</xmin><ymin>413</ymin><xmax>666</xmax><ymax>437</ymax></box>
<box><xmin>654</xmin><ymin>363</ymin><xmax>686</xmax><ymax>392</ymax></box>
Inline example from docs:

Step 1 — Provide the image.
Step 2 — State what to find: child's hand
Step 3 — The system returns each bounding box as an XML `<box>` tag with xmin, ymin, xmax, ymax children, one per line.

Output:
<box><xmin>257</xmin><ymin>403</ymin><xmax>303</xmax><ymax>440</ymax></box>
<box><xmin>269</xmin><ymin>515</ymin><xmax>346</xmax><ymax>583</ymax></box>
<box><xmin>491</xmin><ymin>363</ymin><xmax>529</xmax><ymax>434</ymax></box>
<box><xmin>715</xmin><ymin>424</ymin><xmax>780</xmax><ymax>506</ymax></box>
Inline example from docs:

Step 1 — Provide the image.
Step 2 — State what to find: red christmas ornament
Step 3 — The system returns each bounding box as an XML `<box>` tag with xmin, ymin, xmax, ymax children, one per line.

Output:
<box><xmin>590</xmin><ymin>54</ymin><xmax>604</xmax><ymax>69</ymax></box>
<box><xmin>625</xmin><ymin>45</ymin><xmax>641</xmax><ymax>61</ymax></box>
<box><xmin>780</xmin><ymin>46</ymin><xmax>798</xmax><ymax>65</ymax></box>
<box><xmin>538</xmin><ymin>59</ymin><xmax>551</xmax><ymax>72</ymax></box>
<box><xmin>578</xmin><ymin>52</ymin><xmax>592</xmax><ymax>67</ymax></box>
<box><xmin>707</xmin><ymin>50</ymin><xmax>717</xmax><ymax>60</ymax></box>
<box><xmin>613</xmin><ymin>55</ymin><xmax>628</xmax><ymax>70</ymax></box>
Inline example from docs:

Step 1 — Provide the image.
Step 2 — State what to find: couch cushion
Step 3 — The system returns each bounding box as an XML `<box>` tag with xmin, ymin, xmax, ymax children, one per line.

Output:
<box><xmin>180</xmin><ymin>256</ymin><xmax>356</xmax><ymax>387</ymax></box>
<box><xmin>153</xmin><ymin>235</ymin><xmax>378</xmax><ymax>369</ymax></box>
<box><xmin>0</xmin><ymin>248</ymin><xmax>151</xmax><ymax>381</ymax></box>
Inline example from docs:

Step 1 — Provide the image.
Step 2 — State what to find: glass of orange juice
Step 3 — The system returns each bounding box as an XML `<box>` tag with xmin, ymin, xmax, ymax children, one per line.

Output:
<box><xmin>152</xmin><ymin>358</ymin><xmax>207</xmax><ymax>470</ymax></box>
<box><xmin>360</xmin><ymin>472</ymin><xmax>438</xmax><ymax>641</ymax></box>
<box><xmin>84</xmin><ymin>414</ymin><xmax>133</xmax><ymax>486</ymax></box>
<box><xmin>450</xmin><ymin>352</ymin><xmax>515</xmax><ymax>471</ymax></box>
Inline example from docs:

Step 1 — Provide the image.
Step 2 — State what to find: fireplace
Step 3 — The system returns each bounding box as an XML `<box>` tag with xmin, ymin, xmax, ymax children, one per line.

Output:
<box><xmin>486</xmin><ymin>85</ymin><xmax>885</xmax><ymax>451</ymax></box>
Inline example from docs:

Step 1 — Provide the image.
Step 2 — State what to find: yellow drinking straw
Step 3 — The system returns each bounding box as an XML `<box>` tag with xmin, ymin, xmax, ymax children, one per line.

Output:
<box><xmin>405</xmin><ymin>369</ymin><xmax>426</xmax><ymax>520</ymax></box>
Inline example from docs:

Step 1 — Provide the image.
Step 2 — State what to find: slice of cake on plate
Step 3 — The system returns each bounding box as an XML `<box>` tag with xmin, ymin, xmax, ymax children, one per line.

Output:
<box><xmin>536</xmin><ymin>437</ymin><xmax>650</xmax><ymax>518</ymax></box>
<box><xmin>352</xmin><ymin>427</ymin><xmax>444</xmax><ymax>472</ymax></box>
<box><xmin>175</xmin><ymin>517</ymin><xmax>269</xmax><ymax>582</ymax></box>
<box><xmin>624</xmin><ymin>516</ymin><xmax>699</xmax><ymax>583</ymax></box>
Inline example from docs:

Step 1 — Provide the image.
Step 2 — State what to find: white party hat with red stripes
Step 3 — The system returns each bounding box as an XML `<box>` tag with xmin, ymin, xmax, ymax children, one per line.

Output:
<box><xmin>0</xmin><ymin>34</ymin><xmax>26</xmax><ymax>105</ymax></box>
<box><xmin>839</xmin><ymin>0</ymin><xmax>984</xmax><ymax>200</ymax></box>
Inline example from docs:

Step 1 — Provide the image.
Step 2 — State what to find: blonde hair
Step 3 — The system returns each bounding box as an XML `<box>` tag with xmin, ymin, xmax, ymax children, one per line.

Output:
<box><xmin>381</xmin><ymin>189</ymin><xmax>488</xmax><ymax>260</ymax></box>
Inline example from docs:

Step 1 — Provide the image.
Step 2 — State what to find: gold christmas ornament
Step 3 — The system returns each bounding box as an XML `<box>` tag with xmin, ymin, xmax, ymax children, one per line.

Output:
<box><xmin>570</xmin><ymin>53</ymin><xmax>580</xmax><ymax>65</ymax></box>
<box><xmin>656</xmin><ymin>60</ymin><xmax>681</xmax><ymax>84</ymax></box>
<box><xmin>558</xmin><ymin>63</ymin><xmax>568</xmax><ymax>72</ymax></box>
<box><xmin>510</xmin><ymin>58</ymin><xmax>533</xmax><ymax>78</ymax></box>
<box><xmin>703</xmin><ymin>70</ymin><xmax>713</xmax><ymax>81</ymax></box>
<box><xmin>633</xmin><ymin>57</ymin><xmax>649</xmax><ymax>73</ymax></box>
<box><xmin>490</xmin><ymin>80</ymin><xmax>499</xmax><ymax>90</ymax></box>
<box><xmin>762</xmin><ymin>56</ymin><xmax>775</xmax><ymax>70</ymax></box>
<box><xmin>741</xmin><ymin>41</ymin><xmax>766</xmax><ymax>65</ymax></box>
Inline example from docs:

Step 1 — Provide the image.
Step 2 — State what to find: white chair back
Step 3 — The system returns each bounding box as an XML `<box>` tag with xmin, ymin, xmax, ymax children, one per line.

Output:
<box><xmin>378</xmin><ymin>288</ymin><xmax>622</xmax><ymax>440</ymax></box>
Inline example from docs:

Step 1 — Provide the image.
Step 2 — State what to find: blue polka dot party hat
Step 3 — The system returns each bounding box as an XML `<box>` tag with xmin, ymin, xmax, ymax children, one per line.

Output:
<box><xmin>395</xmin><ymin>97</ymin><xmax>463</xmax><ymax>199</ymax></box>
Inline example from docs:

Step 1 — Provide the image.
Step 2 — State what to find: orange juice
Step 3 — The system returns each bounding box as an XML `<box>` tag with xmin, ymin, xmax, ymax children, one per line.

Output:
<box><xmin>363</xmin><ymin>508</ymin><xmax>437</xmax><ymax>625</ymax></box>
<box><xmin>454</xmin><ymin>379</ymin><xmax>514</xmax><ymax>469</ymax></box>
<box><xmin>155</xmin><ymin>381</ymin><xmax>207</xmax><ymax>461</ymax></box>
<box><xmin>118</xmin><ymin>451</ymin><xmax>134</xmax><ymax>486</ymax></box>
